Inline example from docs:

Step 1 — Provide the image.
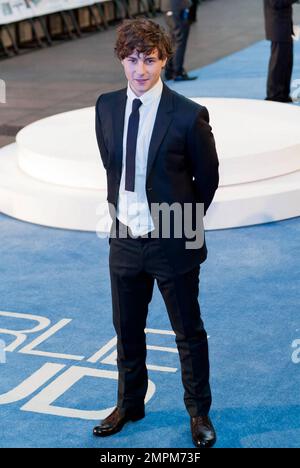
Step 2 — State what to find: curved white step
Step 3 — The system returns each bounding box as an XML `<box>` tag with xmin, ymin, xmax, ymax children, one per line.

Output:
<box><xmin>1</xmin><ymin>144</ymin><xmax>300</xmax><ymax>231</ymax></box>
<box><xmin>17</xmin><ymin>108</ymin><xmax>105</xmax><ymax>190</ymax></box>
<box><xmin>0</xmin><ymin>98</ymin><xmax>300</xmax><ymax>231</ymax></box>
<box><xmin>205</xmin><ymin>170</ymin><xmax>300</xmax><ymax>229</ymax></box>
<box><xmin>16</xmin><ymin>99</ymin><xmax>300</xmax><ymax>189</ymax></box>
<box><xmin>0</xmin><ymin>144</ymin><xmax>108</xmax><ymax>232</ymax></box>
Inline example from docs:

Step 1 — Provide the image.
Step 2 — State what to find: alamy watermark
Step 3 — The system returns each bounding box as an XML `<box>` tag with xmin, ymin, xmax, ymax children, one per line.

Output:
<box><xmin>291</xmin><ymin>79</ymin><xmax>300</xmax><ymax>103</ymax></box>
<box><xmin>0</xmin><ymin>339</ymin><xmax>6</xmax><ymax>364</ymax></box>
<box><xmin>0</xmin><ymin>79</ymin><xmax>6</xmax><ymax>104</ymax></box>
<box><xmin>291</xmin><ymin>338</ymin><xmax>300</xmax><ymax>364</ymax></box>
<box><xmin>96</xmin><ymin>202</ymin><xmax>205</xmax><ymax>250</ymax></box>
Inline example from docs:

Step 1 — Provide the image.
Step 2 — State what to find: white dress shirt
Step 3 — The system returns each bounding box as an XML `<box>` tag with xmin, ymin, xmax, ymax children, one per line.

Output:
<box><xmin>117</xmin><ymin>77</ymin><xmax>163</xmax><ymax>237</ymax></box>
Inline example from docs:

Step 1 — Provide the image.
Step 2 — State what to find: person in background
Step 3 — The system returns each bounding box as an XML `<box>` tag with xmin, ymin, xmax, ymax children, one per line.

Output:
<box><xmin>264</xmin><ymin>0</ymin><xmax>299</xmax><ymax>102</ymax></box>
<box><xmin>161</xmin><ymin>0</ymin><xmax>197</xmax><ymax>80</ymax></box>
<box><xmin>189</xmin><ymin>0</ymin><xmax>200</xmax><ymax>23</ymax></box>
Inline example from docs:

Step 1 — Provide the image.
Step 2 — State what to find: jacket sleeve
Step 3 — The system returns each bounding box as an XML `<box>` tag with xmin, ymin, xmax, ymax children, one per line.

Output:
<box><xmin>268</xmin><ymin>0</ymin><xmax>298</xmax><ymax>9</ymax></box>
<box><xmin>95</xmin><ymin>95</ymin><xmax>109</xmax><ymax>170</ymax></box>
<box><xmin>186</xmin><ymin>106</ymin><xmax>219</xmax><ymax>215</ymax></box>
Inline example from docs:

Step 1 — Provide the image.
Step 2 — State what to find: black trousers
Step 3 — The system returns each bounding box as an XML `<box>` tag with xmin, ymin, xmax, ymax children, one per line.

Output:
<box><xmin>109</xmin><ymin>222</ymin><xmax>212</xmax><ymax>418</ymax></box>
<box><xmin>189</xmin><ymin>0</ymin><xmax>199</xmax><ymax>22</ymax></box>
<box><xmin>266</xmin><ymin>41</ymin><xmax>293</xmax><ymax>102</ymax></box>
<box><xmin>164</xmin><ymin>12</ymin><xmax>190</xmax><ymax>77</ymax></box>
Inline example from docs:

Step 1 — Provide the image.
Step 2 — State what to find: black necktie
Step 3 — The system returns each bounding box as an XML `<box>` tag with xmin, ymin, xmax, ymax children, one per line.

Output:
<box><xmin>125</xmin><ymin>98</ymin><xmax>142</xmax><ymax>192</ymax></box>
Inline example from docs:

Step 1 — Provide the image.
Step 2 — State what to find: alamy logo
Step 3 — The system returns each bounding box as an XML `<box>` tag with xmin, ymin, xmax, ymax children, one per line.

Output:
<box><xmin>291</xmin><ymin>79</ymin><xmax>300</xmax><ymax>102</ymax></box>
<box><xmin>0</xmin><ymin>79</ymin><xmax>6</xmax><ymax>104</ymax></box>
<box><xmin>96</xmin><ymin>201</ymin><xmax>205</xmax><ymax>250</ymax></box>
<box><xmin>0</xmin><ymin>339</ymin><xmax>6</xmax><ymax>363</ymax></box>
<box><xmin>291</xmin><ymin>338</ymin><xmax>300</xmax><ymax>364</ymax></box>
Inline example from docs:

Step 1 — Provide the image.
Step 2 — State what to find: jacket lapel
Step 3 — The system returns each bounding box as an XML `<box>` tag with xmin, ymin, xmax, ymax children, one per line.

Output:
<box><xmin>112</xmin><ymin>88</ymin><xmax>127</xmax><ymax>178</ymax></box>
<box><xmin>146</xmin><ymin>84</ymin><xmax>174</xmax><ymax>181</ymax></box>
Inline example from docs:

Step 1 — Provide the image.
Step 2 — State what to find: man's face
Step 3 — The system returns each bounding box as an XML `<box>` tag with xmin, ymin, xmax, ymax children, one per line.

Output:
<box><xmin>121</xmin><ymin>49</ymin><xmax>167</xmax><ymax>96</ymax></box>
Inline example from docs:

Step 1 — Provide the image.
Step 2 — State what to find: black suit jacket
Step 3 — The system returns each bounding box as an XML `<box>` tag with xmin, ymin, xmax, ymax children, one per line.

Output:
<box><xmin>264</xmin><ymin>0</ymin><xmax>297</xmax><ymax>42</ymax></box>
<box><xmin>95</xmin><ymin>84</ymin><xmax>219</xmax><ymax>273</ymax></box>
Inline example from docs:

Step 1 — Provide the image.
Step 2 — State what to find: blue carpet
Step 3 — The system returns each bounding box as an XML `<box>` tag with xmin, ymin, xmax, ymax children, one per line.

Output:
<box><xmin>0</xmin><ymin>40</ymin><xmax>300</xmax><ymax>448</ymax></box>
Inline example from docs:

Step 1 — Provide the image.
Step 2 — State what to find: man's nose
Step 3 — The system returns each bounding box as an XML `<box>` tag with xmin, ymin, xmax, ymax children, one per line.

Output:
<box><xmin>136</xmin><ymin>61</ymin><xmax>146</xmax><ymax>75</ymax></box>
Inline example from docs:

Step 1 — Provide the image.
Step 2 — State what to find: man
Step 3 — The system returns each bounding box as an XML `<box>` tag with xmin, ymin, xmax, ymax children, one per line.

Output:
<box><xmin>161</xmin><ymin>0</ymin><xmax>197</xmax><ymax>80</ymax></box>
<box><xmin>93</xmin><ymin>19</ymin><xmax>219</xmax><ymax>448</ymax></box>
<box><xmin>264</xmin><ymin>0</ymin><xmax>299</xmax><ymax>102</ymax></box>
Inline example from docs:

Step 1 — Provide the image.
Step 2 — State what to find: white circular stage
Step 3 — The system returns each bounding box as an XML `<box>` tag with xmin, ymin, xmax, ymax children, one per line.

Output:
<box><xmin>0</xmin><ymin>98</ymin><xmax>300</xmax><ymax>231</ymax></box>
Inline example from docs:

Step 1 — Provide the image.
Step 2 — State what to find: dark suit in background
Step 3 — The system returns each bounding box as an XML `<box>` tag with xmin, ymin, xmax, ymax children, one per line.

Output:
<box><xmin>264</xmin><ymin>0</ymin><xmax>298</xmax><ymax>102</ymax></box>
<box><xmin>95</xmin><ymin>83</ymin><xmax>219</xmax><ymax>418</ymax></box>
<box><xmin>189</xmin><ymin>0</ymin><xmax>200</xmax><ymax>22</ymax></box>
<box><xmin>161</xmin><ymin>0</ymin><xmax>193</xmax><ymax>79</ymax></box>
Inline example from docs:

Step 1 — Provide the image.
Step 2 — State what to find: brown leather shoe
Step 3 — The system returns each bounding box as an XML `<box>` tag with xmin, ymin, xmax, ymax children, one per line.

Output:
<box><xmin>191</xmin><ymin>415</ymin><xmax>217</xmax><ymax>448</ymax></box>
<box><xmin>93</xmin><ymin>407</ymin><xmax>145</xmax><ymax>437</ymax></box>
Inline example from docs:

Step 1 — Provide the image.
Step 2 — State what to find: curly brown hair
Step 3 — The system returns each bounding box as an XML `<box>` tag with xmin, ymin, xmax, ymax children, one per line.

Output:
<box><xmin>114</xmin><ymin>18</ymin><xmax>173</xmax><ymax>61</ymax></box>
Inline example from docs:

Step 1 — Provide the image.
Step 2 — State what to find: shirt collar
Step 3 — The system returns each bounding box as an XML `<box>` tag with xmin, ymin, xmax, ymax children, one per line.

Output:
<box><xmin>127</xmin><ymin>77</ymin><xmax>163</xmax><ymax>107</ymax></box>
